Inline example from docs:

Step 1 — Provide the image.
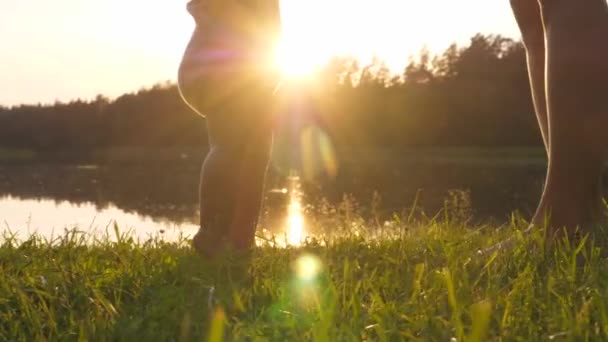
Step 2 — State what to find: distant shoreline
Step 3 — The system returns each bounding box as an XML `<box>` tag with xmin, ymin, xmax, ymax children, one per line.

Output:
<box><xmin>0</xmin><ymin>147</ymin><xmax>548</xmax><ymax>165</ymax></box>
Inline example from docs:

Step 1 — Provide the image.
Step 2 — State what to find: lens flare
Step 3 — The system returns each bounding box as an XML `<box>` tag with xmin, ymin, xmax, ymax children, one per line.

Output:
<box><xmin>294</xmin><ymin>254</ymin><xmax>322</xmax><ymax>282</ymax></box>
<box><xmin>291</xmin><ymin>254</ymin><xmax>324</xmax><ymax>309</ymax></box>
<box><xmin>319</xmin><ymin>131</ymin><xmax>338</xmax><ymax>178</ymax></box>
<box><xmin>300</xmin><ymin>126</ymin><xmax>338</xmax><ymax>181</ymax></box>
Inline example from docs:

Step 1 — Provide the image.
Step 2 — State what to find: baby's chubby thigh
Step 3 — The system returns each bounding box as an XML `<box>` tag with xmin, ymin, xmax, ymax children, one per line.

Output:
<box><xmin>178</xmin><ymin>28</ymin><xmax>248</xmax><ymax>117</ymax></box>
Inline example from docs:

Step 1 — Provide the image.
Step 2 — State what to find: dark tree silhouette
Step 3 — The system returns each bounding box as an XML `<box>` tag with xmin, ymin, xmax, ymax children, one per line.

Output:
<box><xmin>0</xmin><ymin>34</ymin><xmax>541</xmax><ymax>161</ymax></box>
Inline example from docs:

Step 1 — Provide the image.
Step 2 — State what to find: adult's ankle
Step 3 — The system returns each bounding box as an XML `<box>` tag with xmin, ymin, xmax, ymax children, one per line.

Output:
<box><xmin>533</xmin><ymin>181</ymin><xmax>604</xmax><ymax>237</ymax></box>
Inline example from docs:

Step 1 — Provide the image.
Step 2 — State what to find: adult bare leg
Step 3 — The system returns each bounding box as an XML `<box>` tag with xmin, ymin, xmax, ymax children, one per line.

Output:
<box><xmin>480</xmin><ymin>0</ymin><xmax>607</xmax><ymax>255</ymax></box>
<box><xmin>479</xmin><ymin>0</ymin><xmax>550</xmax><ymax>256</ymax></box>
<box><xmin>511</xmin><ymin>0</ymin><xmax>550</xmax><ymax>153</ymax></box>
<box><xmin>533</xmin><ymin>0</ymin><xmax>608</xmax><ymax>236</ymax></box>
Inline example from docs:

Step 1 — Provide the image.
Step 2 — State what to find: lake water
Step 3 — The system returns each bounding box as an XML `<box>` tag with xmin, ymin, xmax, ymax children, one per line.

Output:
<box><xmin>0</xmin><ymin>154</ymin><xmax>576</xmax><ymax>245</ymax></box>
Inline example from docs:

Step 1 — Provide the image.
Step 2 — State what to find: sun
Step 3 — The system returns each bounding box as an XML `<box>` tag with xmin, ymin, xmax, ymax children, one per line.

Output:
<box><xmin>275</xmin><ymin>42</ymin><xmax>320</xmax><ymax>78</ymax></box>
<box><xmin>274</xmin><ymin>26</ymin><xmax>330</xmax><ymax>78</ymax></box>
<box><xmin>274</xmin><ymin>0</ymin><xmax>334</xmax><ymax>78</ymax></box>
<box><xmin>273</xmin><ymin>0</ymin><xmax>436</xmax><ymax>80</ymax></box>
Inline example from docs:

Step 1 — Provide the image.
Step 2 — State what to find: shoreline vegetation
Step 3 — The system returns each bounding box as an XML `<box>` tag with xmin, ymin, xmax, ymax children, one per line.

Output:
<box><xmin>2</xmin><ymin>217</ymin><xmax>608</xmax><ymax>340</ymax></box>
<box><xmin>0</xmin><ymin>147</ymin><xmax>548</xmax><ymax>165</ymax></box>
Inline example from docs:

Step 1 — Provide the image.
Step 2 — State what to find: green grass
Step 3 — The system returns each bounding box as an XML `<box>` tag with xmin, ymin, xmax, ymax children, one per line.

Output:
<box><xmin>1</xmin><ymin>218</ymin><xmax>608</xmax><ymax>341</ymax></box>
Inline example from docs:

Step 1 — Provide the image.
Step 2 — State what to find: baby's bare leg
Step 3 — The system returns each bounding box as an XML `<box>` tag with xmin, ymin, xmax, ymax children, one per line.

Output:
<box><xmin>179</xmin><ymin>0</ymin><xmax>281</xmax><ymax>256</ymax></box>
<box><xmin>195</xmin><ymin>119</ymin><xmax>273</xmax><ymax>255</ymax></box>
<box><xmin>183</xmin><ymin>90</ymin><xmax>275</xmax><ymax>256</ymax></box>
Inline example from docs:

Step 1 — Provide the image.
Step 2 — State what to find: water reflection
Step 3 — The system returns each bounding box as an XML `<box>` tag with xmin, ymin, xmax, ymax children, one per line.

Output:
<box><xmin>285</xmin><ymin>175</ymin><xmax>306</xmax><ymax>246</ymax></box>
<box><xmin>0</xmin><ymin>188</ymin><xmax>311</xmax><ymax>246</ymax></box>
<box><xmin>0</xmin><ymin>158</ymin><xmax>576</xmax><ymax>244</ymax></box>
<box><xmin>0</xmin><ymin>195</ymin><xmax>199</xmax><ymax>243</ymax></box>
<box><xmin>0</xmin><ymin>171</ymin><xmax>313</xmax><ymax>245</ymax></box>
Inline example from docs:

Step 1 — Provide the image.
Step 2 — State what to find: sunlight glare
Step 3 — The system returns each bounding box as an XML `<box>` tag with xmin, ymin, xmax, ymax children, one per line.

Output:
<box><xmin>285</xmin><ymin>175</ymin><xmax>306</xmax><ymax>246</ymax></box>
<box><xmin>275</xmin><ymin>0</ymin><xmax>511</xmax><ymax>79</ymax></box>
<box><xmin>276</xmin><ymin>0</ymin><xmax>341</xmax><ymax>78</ymax></box>
<box><xmin>275</xmin><ymin>43</ymin><xmax>322</xmax><ymax>78</ymax></box>
<box><xmin>276</xmin><ymin>0</ymin><xmax>418</xmax><ymax>78</ymax></box>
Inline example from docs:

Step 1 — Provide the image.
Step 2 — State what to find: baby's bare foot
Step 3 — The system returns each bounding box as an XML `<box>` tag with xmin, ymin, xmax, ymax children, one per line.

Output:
<box><xmin>192</xmin><ymin>229</ymin><xmax>256</xmax><ymax>259</ymax></box>
<box><xmin>192</xmin><ymin>230</ymin><xmax>227</xmax><ymax>258</ymax></box>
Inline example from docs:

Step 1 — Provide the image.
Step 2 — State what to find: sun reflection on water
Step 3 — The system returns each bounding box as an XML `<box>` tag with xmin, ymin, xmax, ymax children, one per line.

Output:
<box><xmin>285</xmin><ymin>174</ymin><xmax>307</xmax><ymax>247</ymax></box>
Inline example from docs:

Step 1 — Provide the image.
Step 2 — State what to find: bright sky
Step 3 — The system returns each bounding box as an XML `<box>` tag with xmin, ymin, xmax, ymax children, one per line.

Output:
<box><xmin>0</xmin><ymin>0</ymin><xmax>519</xmax><ymax>106</ymax></box>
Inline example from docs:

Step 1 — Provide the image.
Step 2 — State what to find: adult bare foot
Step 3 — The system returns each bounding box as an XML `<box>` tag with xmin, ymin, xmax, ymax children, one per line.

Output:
<box><xmin>502</xmin><ymin>0</ymin><xmax>608</xmax><ymax>253</ymax></box>
<box><xmin>536</xmin><ymin>0</ymin><xmax>608</xmax><ymax>239</ymax></box>
<box><xmin>477</xmin><ymin>225</ymin><xmax>535</xmax><ymax>257</ymax></box>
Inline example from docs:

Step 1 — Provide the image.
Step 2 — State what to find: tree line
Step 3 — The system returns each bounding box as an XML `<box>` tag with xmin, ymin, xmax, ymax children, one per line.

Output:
<box><xmin>0</xmin><ymin>34</ymin><xmax>542</xmax><ymax>156</ymax></box>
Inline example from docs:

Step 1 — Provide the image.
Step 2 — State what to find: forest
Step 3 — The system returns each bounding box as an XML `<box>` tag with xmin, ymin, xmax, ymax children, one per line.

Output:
<box><xmin>0</xmin><ymin>34</ymin><xmax>541</xmax><ymax>157</ymax></box>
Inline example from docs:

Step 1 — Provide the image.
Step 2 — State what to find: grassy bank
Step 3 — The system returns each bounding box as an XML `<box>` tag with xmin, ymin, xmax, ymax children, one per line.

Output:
<box><xmin>1</xmin><ymin>221</ymin><xmax>607</xmax><ymax>341</ymax></box>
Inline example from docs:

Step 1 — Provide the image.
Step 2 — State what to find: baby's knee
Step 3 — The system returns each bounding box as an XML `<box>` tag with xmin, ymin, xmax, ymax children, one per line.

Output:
<box><xmin>243</xmin><ymin>137</ymin><xmax>273</xmax><ymax>170</ymax></box>
<box><xmin>214</xmin><ymin>134</ymin><xmax>272</xmax><ymax>165</ymax></box>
